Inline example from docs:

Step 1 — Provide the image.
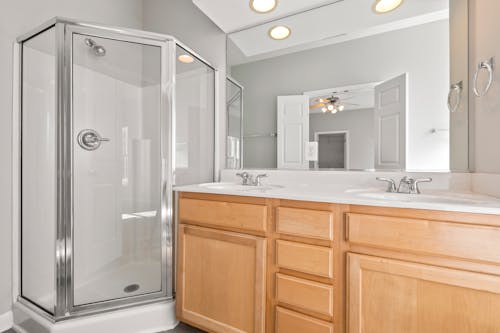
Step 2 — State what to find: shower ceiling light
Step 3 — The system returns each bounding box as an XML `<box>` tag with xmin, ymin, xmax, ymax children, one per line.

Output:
<box><xmin>373</xmin><ymin>0</ymin><xmax>404</xmax><ymax>13</ymax></box>
<box><xmin>250</xmin><ymin>0</ymin><xmax>278</xmax><ymax>13</ymax></box>
<box><xmin>269</xmin><ymin>26</ymin><xmax>291</xmax><ymax>40</ymax></box>
<box><xmin>178</xmin><ymin>54</ymin><xmax>194</xmax><ymax>64</ymax></box>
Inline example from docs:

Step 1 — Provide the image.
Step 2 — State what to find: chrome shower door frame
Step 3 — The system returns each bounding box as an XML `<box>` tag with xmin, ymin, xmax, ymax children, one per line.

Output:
<box><xmin>60</xmin><ymin>22</ymin><xmax>176</xmax><ymax>319</ymax></box>
<box><xmin>17</xmin><ymin>18</ymin><xmax>176</xmax><ymax>321</ymax></box>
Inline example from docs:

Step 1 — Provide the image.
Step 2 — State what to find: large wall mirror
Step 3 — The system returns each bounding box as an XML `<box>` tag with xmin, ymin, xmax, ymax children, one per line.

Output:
<box><xmin>226</xmin><ymin>0</ymin><xmax>469</xmax><ymax>172</ymax></box>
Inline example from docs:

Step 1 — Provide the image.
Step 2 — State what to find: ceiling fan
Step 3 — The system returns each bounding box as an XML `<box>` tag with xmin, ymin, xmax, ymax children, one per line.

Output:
<box><xmin>309</xmin><ymin>91</ymin><xmax>359</xmax><ymax>114</ymax></box>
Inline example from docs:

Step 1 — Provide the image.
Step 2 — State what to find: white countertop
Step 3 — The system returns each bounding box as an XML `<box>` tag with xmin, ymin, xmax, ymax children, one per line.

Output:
<box><xmin>174</xmin><ymin>182</ymin><xmax>500</xmax><ymax>215</ymax></box>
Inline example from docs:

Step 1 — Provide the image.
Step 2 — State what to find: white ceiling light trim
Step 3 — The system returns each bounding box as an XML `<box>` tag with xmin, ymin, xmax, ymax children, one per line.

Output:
<box><xmin>373</xmin><ymin>0</ymin><xmax>404</xmax><ymax>14</ymax></box>
<box><xmin>250</xmin><ymin>0</ymin><xmax>278</xmax><ymax>13</ymax></box>
<box><xmin>269</xmin><ymin>25</ymin><xmax>291</xmax><ymax>40</ymax></box>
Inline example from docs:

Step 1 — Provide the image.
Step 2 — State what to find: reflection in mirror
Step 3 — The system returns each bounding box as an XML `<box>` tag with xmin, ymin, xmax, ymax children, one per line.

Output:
<box><xmin>226</xmin><ymin>77</ymin><xmax>243</xmax><ymax>169</ymax></box>
<box><xmin>227</xmin><ymin>0</ymin><xmax>469</xmax><ymax>172</ymax></box>
<box><xmin>175</xmin><ymin>45</ymin><xmax>215</xmax><ymax>185</ymax></box>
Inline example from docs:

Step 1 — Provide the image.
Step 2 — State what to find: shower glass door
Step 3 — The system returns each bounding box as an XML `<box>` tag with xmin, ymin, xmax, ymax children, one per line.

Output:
<box><xmin>71</xmin><ymin>32</ymin><xmax>167</xmax><ymax>306</ymax></box>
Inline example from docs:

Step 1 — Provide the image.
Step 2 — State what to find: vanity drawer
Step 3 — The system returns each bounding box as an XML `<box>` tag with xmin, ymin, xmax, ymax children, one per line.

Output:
<box><xmin>276</xmin><ymin>207</ymin><xmax>333</xmax><ymax>240</ymax></box>
<box><xmin>276</xmin><ymin>307</ymin><xmax>333</xmax><ymax>333</ymax></box>
<box><xmin>276</xmin><ymin>273</ymin><xmax>333</xmax><ymax>318</ymax></box>
<box><xmin>276</xmin><ymin>240</ymin><xmax>333</xmax><ymax>278</ymax></box>
<box><xmin>179</xmin><ymin>198</ymin><xmax>267</xmax><ymax>233</ymax></box>
<box><xmin>347</xmin><ymin>213</ymin><xmax>500</xmax><ymax>264</ymax></box>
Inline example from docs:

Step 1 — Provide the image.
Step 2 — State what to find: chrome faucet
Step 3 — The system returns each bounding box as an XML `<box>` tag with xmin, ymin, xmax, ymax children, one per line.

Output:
<box><xmin>376</xmin><ymin>177</ymin><xmax>397</xmax><ymax>193</ymax></box>
<box><xmin>253</xmin><ymin>174</ymin><xmax>268</xmax><ymax>186</ymax></box>
<box><xmin>376</xmin><ymin>176</ymin><xmax>432</xmax><ymax>194</ymax></box>
<box><xmin>236</xmin><ymin>171</ymin><xmax>253</xmax><ymax>185</ymax></box>
<box><xmin>397</xmin><ymin>176</ymin><xmax>432</xmax><ymax>194</ymax></box>
<box><xmin>236</xmin><ymin>172</ymin><xmax>268</xmax><ymax>186</ymax></box>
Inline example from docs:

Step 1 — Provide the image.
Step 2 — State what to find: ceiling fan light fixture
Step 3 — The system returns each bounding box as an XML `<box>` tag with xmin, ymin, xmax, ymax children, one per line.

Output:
<box><xmin>322</xmin><ymin>107</ymin><xmax>328</xmax><ymax>113</ymax></box>
<box><xmin>269</xmin><ymin>25</ymin><xmax>291</xmax><ymax>40</ymax></box>
<box><xmin>373</xmin><ymin>0</ymin><xmax>403</xmax><ymax>14</ymax></box>
<box><xmin>338</xmin><ymin>104</ymin><xmax>345</xmax><ymax>111</ymax></box>
<box><xmin>327</xmin><ymin>104</ymin><xmax>335</xmax><ymax>111</ymax></box>
<box><xmin>250</xmin><ymin>0</ymin><xmax>278</xmax><ymax>13</ymax></box>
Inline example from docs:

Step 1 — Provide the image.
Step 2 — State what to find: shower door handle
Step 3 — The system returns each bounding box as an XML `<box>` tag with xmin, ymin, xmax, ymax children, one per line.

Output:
<box><xmin>77</xmin><ymin>129</ymin><xmax>110</xmax><ymax>151</ymax></box>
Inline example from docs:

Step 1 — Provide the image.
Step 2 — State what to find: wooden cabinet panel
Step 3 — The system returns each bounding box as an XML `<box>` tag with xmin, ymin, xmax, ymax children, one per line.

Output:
<box><xmin>276</xmin><ymin>207</ymin><xmax>333</xmax><ymax>240</ymax></box>
<box><xmin>276</xmin><ymin>307</ymin><xmax>333</xmax><ymax>333</ymax></box>
<box><xmin>177</xmin><ymin>225</ymin><xmax>266</xmax><ymax>333</ymax></box>
<box><xmin>347</xmin><ymin>253</ymin><xmax>500</xmax><ymax>333</ymax></box>
<box><xmin>179</xmin><ymin>198</ymin><xmax>267</xmax><ymax>233</ymax></box>
<box><xmin>276</xmin><ymin>240</ymin><xmax>333</xmax><ymax>278</ymax></box>
<box><xmin>347</xmin><ymin>213</ymin><xmax>500</xmax><ymax>264</ymax></box>
<box><xmin>276</xmin><ymin>273</ymin><xmax>333</xmax><ymax>318</ymax></box>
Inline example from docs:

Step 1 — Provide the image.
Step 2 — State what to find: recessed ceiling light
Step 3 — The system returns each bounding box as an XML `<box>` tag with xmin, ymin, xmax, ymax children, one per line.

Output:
<box><xmin>269</xmin><ymin>25</ymin><xmax>291</xmax><ymax>40</ymax></box>
<box><xmin>178</xmin><ymin>54</ymin><xmax>194</xmax><ymax>64</ymax></box>
<box><xmin>373</xmin><ymin>0</ymin><xmax>404</xmax><ymax>14</ymax></box>
<box><xmin>250</xmin><ymin>0</ymin><xmax>278</xmax><ymax>13</ymax></box>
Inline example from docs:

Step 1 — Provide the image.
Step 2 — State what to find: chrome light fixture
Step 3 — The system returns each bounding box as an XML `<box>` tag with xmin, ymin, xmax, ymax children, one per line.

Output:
<box><xmin>269</xmin><ymin>25</ymin><xmax>291</xmax><ymax>40</ymax></box>
<box><xmin>373</xmin><ymin>0</ymin><xmax>404</xmax><ymax>14</ymax></box>
<box><xmin>250</xmin><ymin>0</ymin><xmax>278</xmax><ymax>13</ymax></box>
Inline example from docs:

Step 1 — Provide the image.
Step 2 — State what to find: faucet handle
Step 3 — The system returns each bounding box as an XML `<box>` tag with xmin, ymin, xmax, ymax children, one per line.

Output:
<box><xmin>236</xmin><ymin>172</ymin><xmax>251</xmax><ymax>185</ymax></box>
<box><xmin>254</xmin><ymin>174</ymin><xmax>268</xmax><ymax>186</ymax></box>
<box><xmin>376</xmin><ymin>177</ymin><xmax>397</xmax><ymax>193</ymax></box>
<box><xmin>414</xmin><ymin>177</ymin><xmax>432</xmax><ymax>194</ymax></box>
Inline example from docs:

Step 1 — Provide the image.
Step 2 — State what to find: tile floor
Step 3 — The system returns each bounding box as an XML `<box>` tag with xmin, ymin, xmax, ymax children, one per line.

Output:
<box><xmin>2</xmin><ymin>323</ymin><xmax>205</xmax><ymax>333</ymax></box>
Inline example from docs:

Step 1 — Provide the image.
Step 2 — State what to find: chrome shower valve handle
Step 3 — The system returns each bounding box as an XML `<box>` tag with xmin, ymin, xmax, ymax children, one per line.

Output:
<box><xmin>77</xmin><ymin>129</ymin><xmax>110</xmax><ymax>151</ymax></box>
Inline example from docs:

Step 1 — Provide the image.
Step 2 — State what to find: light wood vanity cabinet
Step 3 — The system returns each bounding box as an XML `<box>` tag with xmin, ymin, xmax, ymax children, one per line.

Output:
<box><xmin>346</xmin><ymin>207</ymin><xmax>500</xmax><ymax>333</ymax></box>
<box><xmin>347</xmin><ymin>253</ymin><xmax>500</xmax><ymax>333</ymax></box>
<box><xmin>176</xmin><ymin>193</ymin><xmax>268</xmax><ymax>333</ymax></box>
<box><xmin>176</xmin><ymin>192</ymin><xmax>500</xmax><ymax>333</ymax></box>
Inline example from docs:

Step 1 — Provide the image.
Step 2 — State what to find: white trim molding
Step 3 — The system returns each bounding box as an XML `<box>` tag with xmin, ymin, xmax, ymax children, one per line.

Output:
<box><xmin>0</xmin><ymin>311</ymin><xmax>13</xmax><ymax>332</ymax></box>
<box><xmin>12</xmin><ymin>42</ymin><xmax>21</xmax><ymax>306</ymax></box>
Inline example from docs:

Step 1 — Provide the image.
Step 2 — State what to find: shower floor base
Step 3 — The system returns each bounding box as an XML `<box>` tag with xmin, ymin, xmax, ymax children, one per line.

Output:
<box><xmin>13</xmin><ymin>300</ymin><xmax>177</xmax><ymax>333</ymax></box>
<box><xmin>74</xmin><ymin>260</ymin><xmax>162</xmax><ymax>305</ymax></box>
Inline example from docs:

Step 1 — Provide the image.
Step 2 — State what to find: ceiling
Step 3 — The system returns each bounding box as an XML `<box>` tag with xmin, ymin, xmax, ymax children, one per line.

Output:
<box><xmin>197</xmin><ymin>0</ymin><xmax>448</xmax><ymax>66</ymax></box>
<box><xmin>192</xmin><ymin>0</ymin><xmax>339</xmax><ymax>33</ymax></box>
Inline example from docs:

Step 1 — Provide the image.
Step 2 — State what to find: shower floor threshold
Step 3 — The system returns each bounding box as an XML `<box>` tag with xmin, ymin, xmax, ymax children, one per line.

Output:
<box><xmin>13</xmin><ymin>299</ymin><xmax>177</xmax><ymax>333</ymax></box>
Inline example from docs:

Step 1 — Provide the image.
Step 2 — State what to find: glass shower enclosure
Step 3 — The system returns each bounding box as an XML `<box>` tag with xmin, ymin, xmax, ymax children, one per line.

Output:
<box><xmin>17</xmin><ymin>18</ymin><xmax>215</xmax><ymax>320</ymax></box>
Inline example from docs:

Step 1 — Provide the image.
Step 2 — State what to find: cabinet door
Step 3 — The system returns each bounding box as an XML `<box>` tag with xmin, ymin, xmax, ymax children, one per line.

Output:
<box><xmin>348</xmin><ymin>253</ymin><xmax>500</xmax><ymax>333</ymax></box>
<box><xmin>176</xmin><ymin>224</ymin><xmax>266</xmax><ymax>333</ymax></box>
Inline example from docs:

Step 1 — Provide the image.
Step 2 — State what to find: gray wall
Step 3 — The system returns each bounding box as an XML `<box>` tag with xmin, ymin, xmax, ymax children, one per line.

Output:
<box><xmin>309</xmin><ymin>109</ymin><xmax>374</xmax><ymax>170</ymax></box>
<box><xmin>143</xmin><ymin>0</ymin><xmax>227</xmax><ymax>175</ymax></box>
<box><xmin>232</xmin><ymin>20</ymin><xmax>450</xmax><ymax>170</ymax></box>
<box><xmin>469</xmin><ymin>0</ymin><xmax>500</xmax><ymax>173</ymax></box>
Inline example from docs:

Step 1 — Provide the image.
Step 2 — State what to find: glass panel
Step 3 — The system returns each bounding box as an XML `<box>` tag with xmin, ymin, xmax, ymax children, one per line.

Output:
<box><xmin>175</xmin><ymin>45</ymin><xmax>215</xmax><ymax>185</ymax></box>
<box><xmin>21</xmin><ymin>27</ymin><xmax>57</xmax><ymax>313</ymax></box>
<box><xmin>72</xmin><ymin>34</ymin><xmax>163</xmax><ymax>305</ymax></box>
<box><xmin>226</xmin><ymin>78</ymin><xmax>243</xmax><ymax>169</ymax></box>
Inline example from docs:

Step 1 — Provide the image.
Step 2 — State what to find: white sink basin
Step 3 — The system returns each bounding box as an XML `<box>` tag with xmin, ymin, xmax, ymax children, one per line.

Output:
<box><xmin>198</xmin><ymin>182</ymin><xmax>283</xmax><ymax>192</ymax></box>
<box><xmin>357</xmin><ymin>192</ymin><xmax>488</xmax><ymax>206</ymax></box>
